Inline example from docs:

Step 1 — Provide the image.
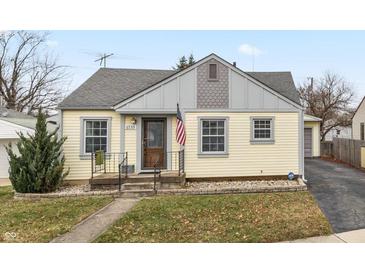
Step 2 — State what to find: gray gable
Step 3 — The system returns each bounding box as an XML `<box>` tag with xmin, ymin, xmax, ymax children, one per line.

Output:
<box><xmin>245</xmin><ymin>71</ymin><xmax>300</xmax><ymax>105</ymax></box>
<box><xmin>59</xmin><ymin>55</ymin><xmax>301</xmax><ymax>109</ymax></box>
<box><xmin>58</xmin><ymin>68</ymin><xmax>175</xmax><ymax>109</ymax></box>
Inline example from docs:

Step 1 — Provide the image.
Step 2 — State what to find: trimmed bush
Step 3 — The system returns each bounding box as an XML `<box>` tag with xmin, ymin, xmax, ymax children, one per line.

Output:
<box><xmin>6</xmin><ymin>111</ymin><xmax>69</xmax><ymax>193</ymax></box>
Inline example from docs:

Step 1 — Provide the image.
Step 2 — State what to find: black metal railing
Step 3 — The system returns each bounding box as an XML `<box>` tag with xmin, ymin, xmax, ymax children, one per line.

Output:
<box><xmin>153</xmin><ymin>157</ymin><xmax>161</xmax><ymax>194</ymax></box>
<box><xmin>166</xmin><ymin>149</ymin><xmax>185</xmax><ymax>176</ymax></box>
<box><xmin>153</xmin><ymin>149</ymin><xmax>184</xmax><ymax>193</ymax></box>
<box><xmin>118</xmin><ymin>152</ymin><xmax>128</xmax><ymax>191</ymax></box>
<box><xmin>91</xmin><ymin>152</ymin><xmax>126</xmax><ymax>178</ymax></box>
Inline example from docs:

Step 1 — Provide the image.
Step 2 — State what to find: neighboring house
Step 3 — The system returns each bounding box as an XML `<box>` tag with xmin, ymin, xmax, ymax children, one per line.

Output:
<box><xmin>58</xmin><ymin>53</ymin><xmax>309</xmax><ymax>183</ymax></box>
<box><xmin>0</xmin><ymin>107</ymin><xmax>36</xmax><ymax>179</ymax></box>
<box><xmin>324</xmin><ymin>126</ymin><xmax>352</xmax><ymax>141</ymax></box>
<box><xmin>303</xmin><ymin>114</ymin><xmax>321</xmax><ymax>157</ymax></box>
<box><xmin>0</xmin><ymin>107</ymin><xmax>58</xmax><ymax>181</ymax></box>
<box><xmin>352</xmin><ymin>97</ymin><xmax>365</xmax><ymax>140</ymax></box>
<box><xmin>46</xmin><ymin>113</ymin><xmax>60</xmax><ymax>128</ymax></box>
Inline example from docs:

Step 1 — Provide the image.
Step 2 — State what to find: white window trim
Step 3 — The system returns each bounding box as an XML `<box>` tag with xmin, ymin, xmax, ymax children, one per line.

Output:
<box><xmin>79</xmin><ymin>117</ymin><xmax>112</xmax><ymax>159</ymax></box>
<box><xmin>208</xmin><ymin>62</ymin><xmax>219</xmax><ymax>81</ymax></box>
<box><xmin>198</xmin><ymin>117</ymin><xmax>229</xmax><ymax>157</ymax></box>
<box><xmin>250</xmin><ymin>117</ymin><xmax>275</xmax><ymax>144</ymax></box>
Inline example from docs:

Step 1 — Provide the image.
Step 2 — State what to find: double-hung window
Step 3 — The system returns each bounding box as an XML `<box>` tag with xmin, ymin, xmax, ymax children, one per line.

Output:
<box><xmin>200</xmin><ymin>119</ymin><xmax>227</xmax><ymax>154</ymax></box>
<box><xmin>84</xmin><ymin>119</ymin><xmax>109</xmax><ymax>153</ymax></box>
<box><xmin>251</xmin><ymin>118</ymin><xmax>274</xmax><ymax>143</ymax></box>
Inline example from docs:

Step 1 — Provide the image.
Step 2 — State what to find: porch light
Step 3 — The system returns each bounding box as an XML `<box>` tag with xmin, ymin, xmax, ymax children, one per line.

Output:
<box><xmin>131</xmin><ymin>117</ymin><xmax>137</xmax><ymax>124</ymax></box>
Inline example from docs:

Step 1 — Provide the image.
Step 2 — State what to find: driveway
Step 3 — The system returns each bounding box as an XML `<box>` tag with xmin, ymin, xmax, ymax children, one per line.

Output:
<box><xmin>305</xmin><ymin>158</ymin><xmax>365</xmax><ymax>233</ymax></box>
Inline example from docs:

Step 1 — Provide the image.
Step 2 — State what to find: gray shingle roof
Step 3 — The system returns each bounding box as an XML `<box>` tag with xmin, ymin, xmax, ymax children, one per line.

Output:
<box><xmin>245</xmin><ymin>71</ymin><xmax>301</xmax><ymax>105</ymax></box>
<box><xmin>0</xmin><ymin>107</ymin><xmax>37</xmax><ymax>129</ymax></box>
<box><xmin>59</xmin><ymin>67</ymin><xmax>300</xmax><ymax>109</ymax></box>
<box><xmin>58</xmin><ymin>68</ymin><xmax>175</xmax><ymax>109</ymax></box>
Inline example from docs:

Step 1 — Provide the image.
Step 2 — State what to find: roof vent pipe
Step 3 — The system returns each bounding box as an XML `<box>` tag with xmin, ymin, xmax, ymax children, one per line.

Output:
<box><xmin>233</xmin><ymin>62</ymin><xmax>236</xmax><ymax>67</ymax></box>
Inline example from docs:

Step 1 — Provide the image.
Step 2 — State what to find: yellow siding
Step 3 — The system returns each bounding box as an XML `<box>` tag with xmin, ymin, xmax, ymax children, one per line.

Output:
<box><xmin>184</xmin><ymin>112</ymin><xmax>299</xmax><ymax>178</ymax></box>
<box><xmin>62</xmin><ymin>110</ymin><xmax>121</xmax><ymax>180</ymax></box>
<box><xmin>124</xmin><ymin>116</ymin><xmax>137</xmax><ymax>167</ymax></box>
<box><xmin>63</xmin><ymin>110</ymin><xmax>300</xmax><ymax>180</ymax></box>
<box><xmin>304</xmin><ymin>121</ymin><xmax>321</xmax><ymax>157</ymax></box>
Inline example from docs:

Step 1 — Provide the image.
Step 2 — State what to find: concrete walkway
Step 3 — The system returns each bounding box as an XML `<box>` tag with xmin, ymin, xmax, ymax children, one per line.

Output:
<box><xmin>285</xmin><ymin>228</ymin><xmax>365</xmax><ymax>243</ymax></box>
<box><xmin>51</xmin><ymin>198</ymin><xmax>139</xmax><ymax>243</ymax></box>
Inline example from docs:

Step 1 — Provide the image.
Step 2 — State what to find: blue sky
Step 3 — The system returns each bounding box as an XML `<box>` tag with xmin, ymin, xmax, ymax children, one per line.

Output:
<box><xmin>48</xmin><ymin>31</ymin><xmax>365</xmax><ymax>104</ymax></box>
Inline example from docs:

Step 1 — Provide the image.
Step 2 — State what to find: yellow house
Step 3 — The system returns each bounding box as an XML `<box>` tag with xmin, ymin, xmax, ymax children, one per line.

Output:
<box><xmin>58</xmin><ymin>53</ymin><xmax>307</xmax><ymax>184</ymax></box>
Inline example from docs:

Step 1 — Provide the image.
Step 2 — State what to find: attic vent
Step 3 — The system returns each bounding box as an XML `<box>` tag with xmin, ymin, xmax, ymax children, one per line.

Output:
<box><xmin>208</xmin><ymin>63</ymin><xmax>218</xmax><ymax>80</ymax></box>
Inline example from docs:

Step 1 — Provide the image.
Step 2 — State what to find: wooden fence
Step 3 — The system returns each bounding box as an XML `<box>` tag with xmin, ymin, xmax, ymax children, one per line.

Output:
<box><xmin>321</xmin><ymin>138</ymin><xmax>365</xmax><ymax>169</ymax></box>
<box><xmin>320</xmin><ymin>141</ymin><xmax>333</xmax><ymax>157</ymax></box>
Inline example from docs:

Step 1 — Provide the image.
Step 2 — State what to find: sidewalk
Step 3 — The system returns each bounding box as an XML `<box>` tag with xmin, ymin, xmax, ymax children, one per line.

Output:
<box><xmin>285</xmin><ymin>228</ymin><xmax>365</xmax><ymax>243</ymax></box>
<box><xmin>51</xmin><ymin>198</ymin><xmax>139</xmax><ymax>243</ymax></box>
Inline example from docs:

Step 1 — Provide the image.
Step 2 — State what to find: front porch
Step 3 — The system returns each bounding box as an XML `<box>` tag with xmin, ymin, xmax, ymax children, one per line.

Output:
<box><xmin>89</xmin><ymin>150</ymin><xmax>185</xmax><ymax>195</ymax></box>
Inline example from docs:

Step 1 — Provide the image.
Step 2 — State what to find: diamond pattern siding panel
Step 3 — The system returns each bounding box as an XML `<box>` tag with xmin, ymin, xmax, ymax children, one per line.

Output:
<box><xmin>197</xmin><ymin>59</ymin><xmax>229</xmax><ymax>108</ymax></box>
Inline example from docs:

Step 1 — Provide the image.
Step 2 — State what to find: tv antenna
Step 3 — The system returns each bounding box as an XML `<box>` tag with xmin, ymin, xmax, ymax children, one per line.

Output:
<box><xmin>95</xmin><ymin>53</ymin><xmax>114</xmax><ymax>68</ymax></box>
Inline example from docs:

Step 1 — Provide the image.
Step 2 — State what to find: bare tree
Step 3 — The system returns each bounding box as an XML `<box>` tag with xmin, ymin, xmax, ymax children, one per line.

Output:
<box><xmin>299</xmin><ymin>72</ymin><xmax>355</xmax><ymax>141</ymax></box>
<box><xmin>0</xmin><ymin>31</ymin><xmax>68</xmax><ymax>114</ymax></box>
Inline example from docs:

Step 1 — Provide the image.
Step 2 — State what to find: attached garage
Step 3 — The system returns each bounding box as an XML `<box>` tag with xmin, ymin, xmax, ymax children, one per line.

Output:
<box><xmin>304</xmin><ymin>114</ymin><xmax>321</xmax><ymax>158</ymax></box>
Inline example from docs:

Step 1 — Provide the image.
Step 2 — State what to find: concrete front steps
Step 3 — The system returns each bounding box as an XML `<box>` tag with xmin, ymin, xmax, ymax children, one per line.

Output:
<box><xmin>119</xmin><ymin>189</ymin><xmax>156</xmax><ymax>198</ymax></box>
<box><xmin>90</xmin><ymin>171</ymin><xmax>186</xmax><ymax>197</ymax></box>
<box><xmin>123</xmin><ymin>182</ymin><xmax>154</xmax><ymax>190</ymax></box>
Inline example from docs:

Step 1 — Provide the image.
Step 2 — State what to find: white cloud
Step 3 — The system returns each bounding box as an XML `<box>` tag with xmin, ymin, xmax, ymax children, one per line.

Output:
<box><xmin>46</xmin><ymin>40</ymin><xmax>59</xmax><ymax>48</ymax></box>
<box><xmin>238</xmin><ymin>44</ymin><xmax>263</xmax><ymax>56</ymax></box>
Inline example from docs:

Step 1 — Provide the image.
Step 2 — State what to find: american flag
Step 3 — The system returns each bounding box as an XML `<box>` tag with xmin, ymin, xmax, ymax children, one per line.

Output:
<box><xmin>176</xmin><ymin>104</ymin><xmax>186</xmax><ymax>146</ymax></box>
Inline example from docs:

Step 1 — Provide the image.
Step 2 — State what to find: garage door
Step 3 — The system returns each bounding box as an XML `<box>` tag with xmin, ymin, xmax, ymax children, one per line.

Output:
<box><xmin>304</xmin><ymin>128</ymin><xmax>313</xmax><ymax>158</ymax></box>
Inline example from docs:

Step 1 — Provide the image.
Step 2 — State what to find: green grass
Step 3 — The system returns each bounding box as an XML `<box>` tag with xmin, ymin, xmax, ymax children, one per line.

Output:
<box><xmin>96</xmin><ymin>192</ymin><xmax>331</xmax><ymax>243</ymax></box>
<box><xmin>0</xmin><ymin>186</ymin><xmax>113</xmax><ymax>243</ymax></box>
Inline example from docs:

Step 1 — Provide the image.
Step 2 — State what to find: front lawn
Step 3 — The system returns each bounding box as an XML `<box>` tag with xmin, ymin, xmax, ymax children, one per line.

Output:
<box><xmin>96</xmin><ymin>191</ymin><xmax>331</xmax><ymax>243</ymax></box>
<box><xmin>0</xmin><ymin>186</ymin><xmax>113</xmax><ymax>243</ymax></box>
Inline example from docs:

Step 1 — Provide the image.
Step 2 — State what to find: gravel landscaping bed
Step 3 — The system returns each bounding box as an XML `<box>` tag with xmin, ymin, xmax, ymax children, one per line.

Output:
<box><xmin>14</xmin><ymin>184</ymin><xmax>119</xmax><ymax>199</ymax></box>
<box><xmin>158</xmin><ymin>179</ymin><xmax>306</xmax><ymax>195</ymax></box>
<box><xmin>14</xmin><ymin>179</ymin><xmax>306</xmax><ymax>199</ymax></box>
<box><xmin>56</xmin><ymin>184</ymin><xmax>91</xmax><ymax>194</ymax></box>
<box><xmin>186</xmin><ymin>179</ymin><xmax>301</xmax><ymax>190</ymax></box>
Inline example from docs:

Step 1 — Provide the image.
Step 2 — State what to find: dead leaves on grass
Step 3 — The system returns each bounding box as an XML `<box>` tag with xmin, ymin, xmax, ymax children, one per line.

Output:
<box><xmin>0</xmin><ymin>188</ymin><xmax>113</xmax><ymax>243</ymax></box>
<box><xmin>97</xmin><ymin>192</ymin><xmax>331</xmax><ymax>243</ymax></box>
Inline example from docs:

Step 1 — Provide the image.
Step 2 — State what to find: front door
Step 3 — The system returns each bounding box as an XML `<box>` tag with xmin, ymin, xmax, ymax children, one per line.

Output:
<box><xmin>142</xmin><ymin>119</ymin><xmax>166</xmax><ymax>169</ymax></box>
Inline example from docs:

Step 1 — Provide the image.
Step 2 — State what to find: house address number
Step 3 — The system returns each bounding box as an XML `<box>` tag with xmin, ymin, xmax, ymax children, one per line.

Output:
<box><xmin>125</xmin><ymin>124</ymin><xmax>136</xmax><ymax>130</ymax></box>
